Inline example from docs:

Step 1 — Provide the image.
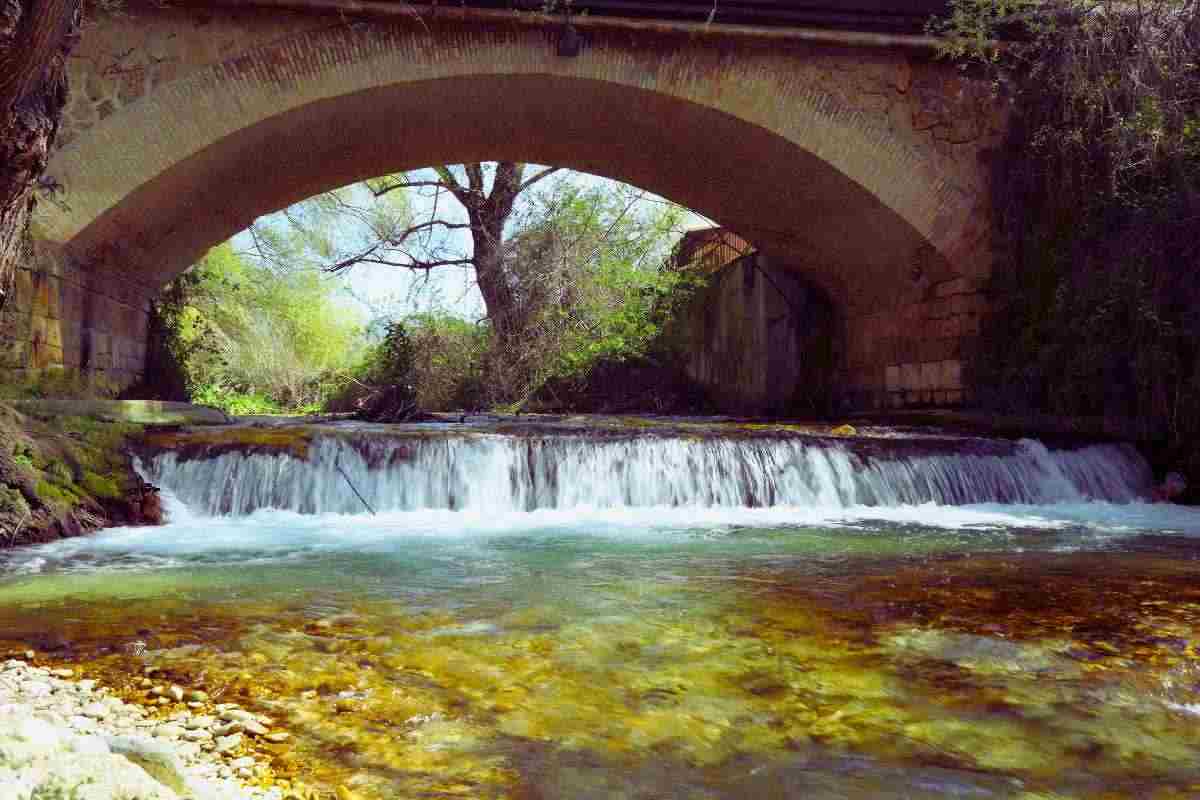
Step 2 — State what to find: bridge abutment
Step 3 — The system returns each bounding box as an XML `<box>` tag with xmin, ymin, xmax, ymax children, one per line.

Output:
<box><xmin>1</xmin><ymin>244</ymin><xmax>149</xmax><ymax>391</ymax></box>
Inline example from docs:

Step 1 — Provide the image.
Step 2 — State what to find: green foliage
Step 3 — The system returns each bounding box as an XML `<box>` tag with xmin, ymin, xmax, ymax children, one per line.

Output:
<box><xmin>404</xmin><ymin>313</ymin><xmax>488</xmax><ymax>411</ymax></box>
<box><xmin>44</xmin><ymin>460</ymin><xmax>72</xmax><ymax>484</ymax></box>
<box><xmin>367</xmin><ymin>321</ymin><xmax>417</xmax><ymax>389</ymax></box>
<box><xmin>11</xmin><ymin>445</ymin><xmax>33</xmax><ymax>471</ymax></box>
<box><xmin>931</xmin><ymin>0</ymin><xmax>1200</xmax><ymax>200</ymax></box>
<box><xmin>486</xmin><ymin>178</ymin><xmax>694</xmax><ymax>407</ymax></box>
<box><xmin>331</xmin><ymin>320</ymin><xmax>422</xmax><ymax>421</ymax></box>
<box><xmin>934</xmin><ymin>0</ymin><xmax>1200</xmax><ymax>494</ymax></box>
<box><xmin>153</xmin><ymin>242</ymin><xmax>367</xmax><ymax>414</ymax></box>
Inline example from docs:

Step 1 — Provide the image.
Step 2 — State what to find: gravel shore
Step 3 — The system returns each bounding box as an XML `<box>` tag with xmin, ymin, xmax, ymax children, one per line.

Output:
<box><xmin>0</xmin><ymin>657</ymin><xmax>285</xmax><ymax>799</ymax></box>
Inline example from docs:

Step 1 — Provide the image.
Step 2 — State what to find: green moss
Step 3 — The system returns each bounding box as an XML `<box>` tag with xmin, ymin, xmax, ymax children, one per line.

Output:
<box><xmin>142</xmin><ymin>427</ymin><xmax>311</xmax><ymax>459</ymax></box>
<box><xmin>80</xmin><ymin>471</ymin><xmax>123</xmax><ymax>501</ymax></box>
<box><xmin>0</xmin><ymin>486</ymin><xmax>30</xmax><ymax>518</ymax></box>
<box><xmin>0</xmin><ymin>367</ymin><xmax>121</xmax><ymax>402</ymax></box>
<box><xmin>35</xmin><ymin>479</ymin><xmax>79</xmax><ymax>509</ymax></box>
<box><xmin>45</xmin><ymin>460</ymin><xmax>74</xmax><ymax>484</ymax></box>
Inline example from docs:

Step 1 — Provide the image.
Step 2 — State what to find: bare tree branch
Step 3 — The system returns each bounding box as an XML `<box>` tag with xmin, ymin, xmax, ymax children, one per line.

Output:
<box><xmin>371</xmin><ymin>179</ymin><xmax>458</xmax><ymax>198</ymax></box>
<box><xmin>357</xmin><ymin>256</ymin><xmax>475</xmax><ymax>271</ymax></box>
<box><xmin>518</xmin><ymin>166</ymin><xmax>562</xmax><ymax>193</ymax></box>
<box><xmin>382</xmin><ymin>218</ymin><xmax>476</xmax><ymax>245</ymax></box>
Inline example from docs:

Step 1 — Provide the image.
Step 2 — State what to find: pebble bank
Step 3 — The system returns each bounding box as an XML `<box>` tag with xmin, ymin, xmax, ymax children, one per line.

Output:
<box><xmin>0</xmin><ymin>657</ymin><xmax>285</xmax><ymax>799</ymax></box>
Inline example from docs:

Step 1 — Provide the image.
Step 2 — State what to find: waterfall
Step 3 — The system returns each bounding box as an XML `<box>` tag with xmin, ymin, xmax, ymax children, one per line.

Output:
<box><xmin>138</xmin><ymin>432</ymin><xmax>1154</xmax><ymax>517</ymax></box>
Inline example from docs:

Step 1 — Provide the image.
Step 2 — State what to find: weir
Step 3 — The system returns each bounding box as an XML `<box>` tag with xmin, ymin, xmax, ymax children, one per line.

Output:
<box><xmin>139</xmin><ymin>430</ymin><xmax>1153</xmax><ymax>517</ymax></box>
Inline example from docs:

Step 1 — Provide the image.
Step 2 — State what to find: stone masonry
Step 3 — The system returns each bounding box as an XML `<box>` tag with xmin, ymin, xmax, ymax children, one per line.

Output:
<box><xmin>6</xmin><ymin>1</ymin><xmax>1008</xmax><ymax>408</ymax></box>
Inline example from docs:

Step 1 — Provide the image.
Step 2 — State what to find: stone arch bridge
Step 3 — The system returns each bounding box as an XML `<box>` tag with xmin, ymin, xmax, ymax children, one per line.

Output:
<box><xmin>3</xmin><ymin>0</ymin><xmax>1005</xmax><ymax>410</ymax></box>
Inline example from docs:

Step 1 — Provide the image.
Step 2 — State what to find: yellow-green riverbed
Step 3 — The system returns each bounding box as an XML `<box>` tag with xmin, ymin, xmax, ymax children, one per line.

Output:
<box><xmin>3</xmin><ymin>507</ymin><xmax>1200</xmax><ymax>798</ymax></box>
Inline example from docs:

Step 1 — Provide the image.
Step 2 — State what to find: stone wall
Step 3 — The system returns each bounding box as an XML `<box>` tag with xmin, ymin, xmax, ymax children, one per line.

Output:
<box><xmin>671</xmin><ymin>254</ymin><xmax>839</xmax><ymax>416</ymax></box>
<box><xmin>673</xmin><ymin>252</ymin><xmax>978</xmax><ymax>415</ymax></box>
<box><xmin>0</xmin><ymin>243</ymin><xmax>149</xmax><ymax>390</ymax></box>
<box><xmin>841</xmin><ymin>275</ymin><xmax>982</xmax><ymax>409</ymax></box>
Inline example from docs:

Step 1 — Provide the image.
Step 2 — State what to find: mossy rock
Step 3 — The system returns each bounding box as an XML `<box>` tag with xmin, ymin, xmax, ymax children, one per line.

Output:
<box><xmin>45</xmin><ymin>460</ymin><xmax>74</xmax><ymax>484</ymax></box>
<box><xmin>141</xmin><ymin>426</ymin><xmax>312</xmax><ymax>460</ymax></box>
<box><xmin>35</xmin><ymin>479</ymin><xmax>79</xmax><ymax>509</ymax></box>
<box><xmin>80</xmin><ymin>470</ymin><xmax>123</xmax><ymax>501</ymax></box>
<box><xmin>0</xmin><ymin>486</ymin><xmax>30</xmax><ymax>517</ymax></box>
<box><xmin>17</xmin><ymin>399</ymin><xmax>230</xmax><ymax>426</ymax></box>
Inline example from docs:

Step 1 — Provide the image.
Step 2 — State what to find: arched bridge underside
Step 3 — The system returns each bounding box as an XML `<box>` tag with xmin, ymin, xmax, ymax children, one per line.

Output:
<box><xmin>4</xmin><ymin>3</ymin><xmax>1005</xmax><ymax>409</ymax></box>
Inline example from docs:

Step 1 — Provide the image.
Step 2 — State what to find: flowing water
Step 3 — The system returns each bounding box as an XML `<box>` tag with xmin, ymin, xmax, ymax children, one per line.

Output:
<box><xmin>4</xmin><ymin>420</ymin><xmax>1200</xmax><ymax>799</ymax></box>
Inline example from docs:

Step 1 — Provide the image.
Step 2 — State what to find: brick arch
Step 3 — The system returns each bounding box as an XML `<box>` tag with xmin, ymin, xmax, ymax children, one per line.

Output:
<box><xmin>23</xmin><ymin>9</ymin><xmax>999</xmax><ymax>406</ymax></box>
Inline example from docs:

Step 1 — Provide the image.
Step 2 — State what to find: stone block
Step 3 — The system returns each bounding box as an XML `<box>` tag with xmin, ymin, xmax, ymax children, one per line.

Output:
<box><xmin>86</xmin><ymin>330</ymin><xmax>112</xmax><ymax>369</ymax></box>
<box><xmin>0</xmin><ymin>307</ymin><xmax>31</xmax><ymax>339</ymax></box>
<box><xmin>926</xmin><ymin>298</ymin><xmax>951</xmax><ymax>319</ymax></box>
<box><xmin>894</xmin><ymin>337</ymin><xmax>920</xmax><ymax>364</ymax></box>
<box><xmin>919</xmin><ymin>361</ymin><xmax>940</xmax><ymax>391</ymax></box>
<box><xmin>950</xmin><ymin>293</ymin><xmax>985</xmax><ymax>315</ymax></box>
<box><xmin>935</xmin><ymin>277</ymin><xmax>970</xmax><ymax>298</ymax></box>
<box><xmin>42</xmin><ymin>319</ymin><xmax>63</xmax><ymax>352</ymax></box>
<box><xmin>935</xmin><ymin>315</ymin><xmax>961</xmax><ymax>339</ymax></box>
<box><xmin>12</xmin><ymin>269</ymin><xmax>34</xmax><ymax>313</ymax></box>
<box><xmin>940</xmin><ymin>359</ymin><xmax>963</xmax><ymax>390</ymax></box>
<box><xmin>885</xmin><ymin>364</ymin><xmax>901</xmax><ymax>392</ymax></box>
<box><xmin>31</xmin><ymin>273</ymin><xmax>62</xmax><ymax>320</ymax></box>
<box><xmin>42</xmin><ymin>344</ymin><xmax>64</xmax><ymax>368</ymax></box>
<box><xmin>917</xmin><ymin>337</ymin><xmax>956</xmax><ymax>363</ymax></box>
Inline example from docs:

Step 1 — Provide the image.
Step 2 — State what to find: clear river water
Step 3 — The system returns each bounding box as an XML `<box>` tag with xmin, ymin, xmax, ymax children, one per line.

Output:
<box><xmin>3</xmin><ymin>419</ymin><xmax>1200</xmax><ymax>799</ymax></box>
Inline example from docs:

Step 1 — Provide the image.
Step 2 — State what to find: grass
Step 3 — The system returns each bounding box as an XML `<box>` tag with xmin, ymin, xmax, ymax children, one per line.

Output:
<box><xmin>192</xmin><ymin>385</ymin><xmax>324</xmax><ymax>417</ymax></box>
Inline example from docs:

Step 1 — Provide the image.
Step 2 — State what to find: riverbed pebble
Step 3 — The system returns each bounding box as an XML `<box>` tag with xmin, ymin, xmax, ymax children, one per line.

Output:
<box><xmin>242</xmin><ymin>719</ymin><xmax>269</xmax><ymax>736</ymax></box>
<box><xmin>0</xmin><ymin>658</ymin><xmax>283</xmax><ymax>800</ymax></box>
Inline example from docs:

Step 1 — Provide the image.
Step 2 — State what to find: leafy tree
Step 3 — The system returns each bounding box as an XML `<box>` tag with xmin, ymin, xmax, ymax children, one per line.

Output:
<box><xmin>487</xmin><ymin>176</ymin><xmax>693</xmax><ymax>407</ymax></box>
<box><xmin>153</xmin><ymin>243</ymin><xmax>367</xmax><ymax>413</ymax></box>
<box><xmin>351</xmin><ymin>320</ymin><xmax>422</xmax><ymax>421</ymax></box>
<box><xmin>402</xmin><ymin>312</ymin><xmax>488</xmax><ymax>411</ymax></box>
<box><xmin>254</xmin><ymin>166</ymin><xmax>697</xmax><ymax>410</ymax></box>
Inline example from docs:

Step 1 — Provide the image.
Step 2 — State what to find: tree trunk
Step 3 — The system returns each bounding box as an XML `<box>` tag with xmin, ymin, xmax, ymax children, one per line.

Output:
<box><xmin>471</xmin><ymin>213</ymin><xmax>518</xmax><ymax>345</ymax></box>
<box><xmin>0</xmin><ymin>0</ymin><xmax>80</xmax><ymax>312</ymax></box>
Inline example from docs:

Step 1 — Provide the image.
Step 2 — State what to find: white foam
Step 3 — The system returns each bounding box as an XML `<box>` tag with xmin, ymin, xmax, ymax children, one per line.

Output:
<box><xmin>138</xmin><ymin>435</ymin><xmax>1155</xmax><ymax>517</ymax></box>
<box><xmin>5</xmin><ymin>498</ymin><xmax>1197</xmax><ymax>578</ymax></box>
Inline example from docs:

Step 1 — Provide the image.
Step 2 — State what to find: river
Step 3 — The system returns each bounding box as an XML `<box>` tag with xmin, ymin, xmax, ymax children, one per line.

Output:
<box><xmin>2</xmin><ymin>419</ymin><xmax>1200</xmax><ymax>798</ymax></box>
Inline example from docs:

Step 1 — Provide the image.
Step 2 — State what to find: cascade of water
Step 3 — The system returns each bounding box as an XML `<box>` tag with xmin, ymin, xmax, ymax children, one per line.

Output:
<box><xmin>138</xmin><ymin>433</ymin><xmax>1154</xmax><ymax>517</ymax></box>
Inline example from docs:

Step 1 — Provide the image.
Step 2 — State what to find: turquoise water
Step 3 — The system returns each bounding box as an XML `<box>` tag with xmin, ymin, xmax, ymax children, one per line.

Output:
<box><xmin>2</xmin><ymin>427</ymin><xmax>1200</xmax><ymax>798</ymax></box>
